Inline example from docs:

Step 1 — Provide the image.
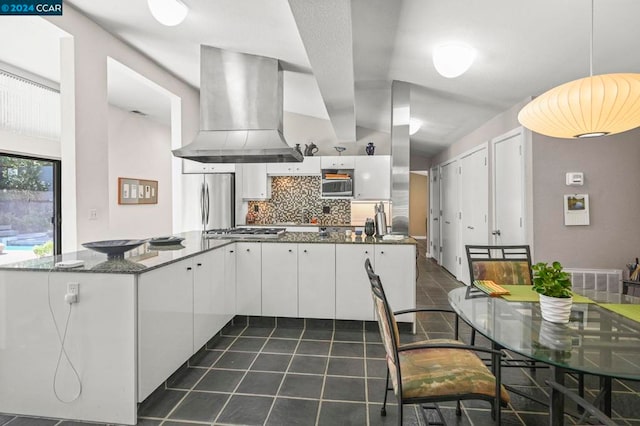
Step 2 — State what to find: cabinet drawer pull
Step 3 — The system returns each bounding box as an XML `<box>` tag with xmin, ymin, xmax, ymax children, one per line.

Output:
<box><xmin>229</xmin><ymin>250</ymin><xmax>234</xmax><ymax>253</ymax></box>
<box><xmin>380</xmin><ymin>251</ymin><xmax>384</xmax><ymax>254</ymax></box>
<box><xmin>246</xmin><ymin>248</ymin><xmax>250</xmax><ymax>252</ymax></box>
<box><xmin>303</xmin><ymin>249</ymin><xmax>307</xmax><ymax>253</ymax></box>
<box><xmin>197</xmin><ymin>263</ymin><xmax>202</xmax><ymax>266</ymax></box>
<box><xmin>365</xmin><ymin>251</ymin><xmax>368</xmax><ymax>254</ymax></box>
<box><xmin>288</xmin><ymin>249</ymin><xmax>293</xmax><ymax>253</ymax></box>
<box><xmin>186</xmin><ymin>267</ymin><xmax>192</xmax><ymax>271</ymax></box>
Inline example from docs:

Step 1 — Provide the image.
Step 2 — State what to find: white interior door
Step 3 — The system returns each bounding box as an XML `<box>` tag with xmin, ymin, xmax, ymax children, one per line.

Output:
<box><xmin>459</xmin><ymin>145</ymin><xmax>489</xmax><ymax>284</ymax></box>
<box><xmin>493</xmin><ymin>129</ymin><xmax>526</xmax><ymax>245</ymax></box>
<box><xmin>429</xmin><ymin>166</ymin><xmax>440</xmax><ymax>260</ymax></box>
<box><xmin>440</xmin><ymin>160</ymin><xmax>458</xmax><ymax>275</ymax></box>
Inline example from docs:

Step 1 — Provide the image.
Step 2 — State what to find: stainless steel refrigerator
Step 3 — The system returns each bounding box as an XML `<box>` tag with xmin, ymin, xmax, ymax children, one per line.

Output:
<box><xmin>200</xmin><ymin>174</ymin><xmax>235</xmax><ymax>231</ymax></box>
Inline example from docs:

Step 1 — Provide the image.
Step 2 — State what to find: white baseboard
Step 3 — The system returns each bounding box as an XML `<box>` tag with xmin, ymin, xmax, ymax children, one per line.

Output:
<box><xmin>411</xmin><ymin>236</ymin><xmax>427</xmax><ymax>239</ymax></box>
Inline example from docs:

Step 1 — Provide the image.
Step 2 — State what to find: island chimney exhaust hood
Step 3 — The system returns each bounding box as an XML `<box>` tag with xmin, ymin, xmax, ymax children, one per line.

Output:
<box><xmin>173</xmin><ymin>46</ymin><xmax>302</xmax><ymax>163</ymax></box>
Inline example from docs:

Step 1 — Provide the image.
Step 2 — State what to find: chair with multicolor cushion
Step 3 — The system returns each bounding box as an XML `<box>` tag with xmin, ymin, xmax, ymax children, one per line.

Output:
<box><xmin>465</xmin><ymin>245</ymin><xmax>532</xmax><ymax>345</ymax></box>
<box><xmin>466</xmin><ymin>245</ymin><xmax>533</xmax><ymax>286</ymax></box>
<box><xmin>365</xmin><ymin>258</ymin><xmax>509</xmax><ymax>426</ymax></box>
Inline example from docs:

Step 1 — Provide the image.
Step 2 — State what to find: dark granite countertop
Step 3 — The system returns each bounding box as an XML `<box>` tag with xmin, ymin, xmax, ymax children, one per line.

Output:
<box><xmin>0</xmin><ymin>230</ymin><xmax>414</xmax><ymax>274</ymax></box>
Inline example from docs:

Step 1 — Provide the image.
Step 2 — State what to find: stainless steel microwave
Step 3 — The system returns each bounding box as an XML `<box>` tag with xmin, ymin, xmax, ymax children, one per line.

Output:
<box><xmin>321</xmin><ymin>169</ymin><xmax>354</xmax><ymax>198</ymax></box>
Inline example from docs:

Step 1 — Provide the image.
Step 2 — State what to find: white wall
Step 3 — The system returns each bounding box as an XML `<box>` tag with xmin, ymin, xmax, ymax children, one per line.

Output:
<box><xmin>284</xmin><ymin>111</ymin><xmax>390</xmax><ymax>156</ymax></box>
<box><xmin>0</xmin><ymin>129</ymin><xmax>60</xmax><ymax>159</ymax></box>
<box><xmin>45</xmin><ymin>6</ymin><xmax>199</xmax><ymax>247</ymax></box>
<box><xmin>107</xmin><ymin>106</ymin><xmax>172</xmax><ymax>239</ymax></box>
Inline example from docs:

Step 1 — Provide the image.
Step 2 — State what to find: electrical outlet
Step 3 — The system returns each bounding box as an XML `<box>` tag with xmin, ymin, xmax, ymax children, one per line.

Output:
<box><xmin>66</xmin><ymin>282</ymin><xmax>79</xmax><ymax>304</ymax></box>
<box><xmin>322</xmin><ymin>206</ymin><xmax>331</xmax><ymax>214</ymax></box>
<box><xmin>89</xmin><ymin>209</ymin><xmax>98</xmax><ymax>220</ymax></box>
<box><xmin>254</xmin><ymin>204</ymin><xmax>259</xmax><ymax>212</ymax></box>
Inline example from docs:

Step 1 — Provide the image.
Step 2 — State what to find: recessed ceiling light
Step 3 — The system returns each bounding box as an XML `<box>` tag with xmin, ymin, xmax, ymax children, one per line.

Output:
<box><xmin>432</xmin><ymin>43</ymin><xmax>476</xmax><ymax>78</ymax></box>
<box><xmin>409</xmin><ymin>118</ymin><xmax>422</xmax><ymax>135</ymax></box>
<box><xmin>148</xmin><ymin>0</ymin><xmax>188</xmax><ymax>27</ymax></box>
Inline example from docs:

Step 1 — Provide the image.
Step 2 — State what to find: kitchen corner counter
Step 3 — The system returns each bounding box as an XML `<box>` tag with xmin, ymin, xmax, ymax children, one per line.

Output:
<box><xmin>0</xmin><ymin>231</ymin><xmax>414</xmax><ymax>274</ymax></box>
<box><xmin>0</xmin><ymin>231</ymin><xmax>233</xmax><ymax>274</ymax></box>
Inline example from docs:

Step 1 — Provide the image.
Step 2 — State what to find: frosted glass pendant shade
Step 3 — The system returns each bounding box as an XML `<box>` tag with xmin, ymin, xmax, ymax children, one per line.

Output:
<box><xmin>148</xmin><ymin>0</ymin><xmax>188</xmax><ymax>26</ymax></box>
<box><xmin>432</xmin><ymin>43</ymin><xmax>476</xmax><ymax>78</ymax></box>
<box><xmin>518</xmin><ymin>73</ymin><xmax>640</xmax><ymax>138</ymax></box>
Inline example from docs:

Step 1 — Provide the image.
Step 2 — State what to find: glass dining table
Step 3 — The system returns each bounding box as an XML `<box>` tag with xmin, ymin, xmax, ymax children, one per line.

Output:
<box><xmin>448</xmin><ymin>286</ymin><xmax>640</xmax><ymax>425</ymax></box>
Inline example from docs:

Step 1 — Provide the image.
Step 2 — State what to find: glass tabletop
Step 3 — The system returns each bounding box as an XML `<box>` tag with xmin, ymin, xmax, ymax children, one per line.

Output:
<box><xmin>448</xmin><ymin>287</ymin><xmax>640</xmax><ymax>380</ymax></box>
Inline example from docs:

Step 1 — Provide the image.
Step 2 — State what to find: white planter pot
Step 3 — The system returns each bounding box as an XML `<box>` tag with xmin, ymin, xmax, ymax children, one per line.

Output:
<box><xmin>539</xmin><ymin>294</ymin><xmax>573</xmax><ymax>324</ymax></box>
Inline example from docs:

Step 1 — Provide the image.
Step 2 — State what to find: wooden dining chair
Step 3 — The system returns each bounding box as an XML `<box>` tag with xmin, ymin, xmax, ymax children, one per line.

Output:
<box><xmin>365</xmin><ymin>258</ymin><xmax>509</xmax><ymax>425</ymax></box>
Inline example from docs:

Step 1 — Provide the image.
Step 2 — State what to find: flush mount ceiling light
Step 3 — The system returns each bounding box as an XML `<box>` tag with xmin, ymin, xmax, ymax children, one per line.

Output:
<box><xmin>148</xmin><ymin>0</ymin><xmax>188</xmax><ymax>26</ymax></box>
<box><xmin>409</xmin><ymin>118</ymin><xmax>422</xmax><ymax>135</ymax></box>
<box><xmin>518</xmin><ymin>0</ymin><xmax>640</xmax><ymax>139</ymax></box>
<box><xmin>432</xmin><ymin>43</ymin><xmax>476</xmax><ymax>78</ymax></box>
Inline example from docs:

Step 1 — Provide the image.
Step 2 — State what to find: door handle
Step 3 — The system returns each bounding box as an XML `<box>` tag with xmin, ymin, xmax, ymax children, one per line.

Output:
<box><xmin>445</xmin><ymin>221</ymin><xmax>451</xmax><ymax>224</ymax></box>
<box><xmin>467</xmin><ymin>226</ymin><xmax>475</xmax><ymax>230</ymax></box>
<box><xmin>205</xmin><ymin>183</ymin><xmax>211</xmax><ymax>225</ymax></box>
<box><xmin>200</xmin><ymin>183</ymin><xmax>206</xmax><ymax>228</ymax></box>
<box><xmin>492</xmin><ymin>230</ymin><xmax>501</xmax><ymax>236</ymax></box>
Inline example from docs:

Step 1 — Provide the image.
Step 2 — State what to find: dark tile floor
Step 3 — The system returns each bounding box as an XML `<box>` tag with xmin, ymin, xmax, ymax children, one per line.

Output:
<box><xmin>1</xmin><ymin>241</ymin><xmax>639</xmax><ymax>425</ymax></box>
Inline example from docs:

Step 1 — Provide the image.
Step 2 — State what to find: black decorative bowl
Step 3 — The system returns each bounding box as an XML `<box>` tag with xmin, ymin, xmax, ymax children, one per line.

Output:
<box><xmin>82</xmin><ymin>239</ymin><xmax>147</xmax><ymax>260</ymax></box>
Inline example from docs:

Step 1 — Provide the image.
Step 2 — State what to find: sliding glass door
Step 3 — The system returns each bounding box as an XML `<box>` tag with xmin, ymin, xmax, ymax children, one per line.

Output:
<box><xmin>0</xmin><ymin>153</ymin><xmax>61</xmax><ymax>264</ymax></box>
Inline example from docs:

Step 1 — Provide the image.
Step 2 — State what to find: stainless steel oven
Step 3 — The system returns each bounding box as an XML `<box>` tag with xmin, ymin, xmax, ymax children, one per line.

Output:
<box><xmin>321</xmin><ymin>169</ymin><xmax>354</xmax><ymax>198</ymax></box>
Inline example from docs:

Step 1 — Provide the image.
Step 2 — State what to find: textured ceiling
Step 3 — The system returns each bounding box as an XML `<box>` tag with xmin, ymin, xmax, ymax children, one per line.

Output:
<box><xmin>8</xmin><ymin>0</ymin><xmax>640</xmax><ymax>158</ymax></box>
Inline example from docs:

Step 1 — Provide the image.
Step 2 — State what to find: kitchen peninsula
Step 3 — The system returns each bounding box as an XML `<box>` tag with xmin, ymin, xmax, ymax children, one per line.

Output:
<box><xmin>0</xmin><ymin>231</ymin><xmax>416</xmax><ymax>424</ymax></box>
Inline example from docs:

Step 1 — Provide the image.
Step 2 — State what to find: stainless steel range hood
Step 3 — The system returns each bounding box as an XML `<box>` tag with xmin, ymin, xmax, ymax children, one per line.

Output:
<box><xmin>173</xmin><ymin>46</ymin><xmax>302</xmax><ymax>163</ymax></box>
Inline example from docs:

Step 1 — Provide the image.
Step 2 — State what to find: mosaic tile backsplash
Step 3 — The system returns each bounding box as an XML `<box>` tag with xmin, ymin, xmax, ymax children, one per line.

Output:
<box><xmin>247</xmin><ymin>176</ymin><xmax>350</xmax><ymax>225</ymax></box>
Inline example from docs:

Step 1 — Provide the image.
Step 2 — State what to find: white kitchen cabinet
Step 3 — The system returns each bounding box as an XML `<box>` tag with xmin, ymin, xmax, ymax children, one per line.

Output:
<box><xmin>321</xmin><ymin>155</ymin><xmax>356</xmax><ymax>169</ymax></box>
<box><xmin>242</xmin><ymin>163</ymin><xmax>272</xmax><ymax>199</ymax></box>
<box><xmin>355</xmin><ymin>155</ymin><xmax>391</xmax><ymax>200</ymax></box>
<box><xmin>183</xmin><ymin>159</ymin><xmax>236</xmax><ymax>174</ymax></box>
<box><xmin>374</xmin><ymin>245</ymin><xmax>416</xmax><ymax>323</ymax></box>
<box><xmin>299</xmin><ymin>243</ymin><xmax>336</xmax><ymax>319</ymax></box>
<box><xmin>335</xmin><ymin>244</ymin><xmax>375</xmax><ymax>320</ymax></box>
<box><xmin>138</xmin><ymin>257</ymin><xmax>194</xmax><ymax>401</ymax></box>
<box><xmin>236</xmin><ymin>242</ymin><xmax>262</xmax><ymax>315</ymax></box>
<box><xmin>266</xmin><ymin>157</ymin><xmax>321</xmax><ymax>175</ymax></box>
<box><xmin>193</xmin><ymin>250</ymin><xmax>226</xmax><ymax>352</ymax></box>
<box><xmin>262</xmin><ymin>243</ymin><xmax>298</xmax><ymax>317</ymax></box>
<box><xmin>223</xmin><ymin>243</ymin><xmax>237</xmax><ymax>323</ymax></box>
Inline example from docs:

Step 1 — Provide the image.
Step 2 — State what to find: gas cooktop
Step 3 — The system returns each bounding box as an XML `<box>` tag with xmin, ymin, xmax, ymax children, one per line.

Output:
<box><xmin>204</xmin><ymin>227</ymin><xmax>286</xmax><ymax>239</ymax></box>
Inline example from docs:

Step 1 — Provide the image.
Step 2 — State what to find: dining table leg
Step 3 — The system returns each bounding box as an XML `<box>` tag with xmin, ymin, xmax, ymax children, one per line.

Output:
<box><xmin>600</xmin><ymin>376</ymin><xmax>612</xmax><ymax>416</ymax></box>
<box><xmin>549</xmin><ymin>366</ymin><xmax>566</xmax><ymax>426</ymax></box>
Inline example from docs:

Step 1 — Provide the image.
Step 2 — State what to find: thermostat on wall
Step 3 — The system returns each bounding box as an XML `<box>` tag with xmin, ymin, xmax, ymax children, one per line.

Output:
<box><xmin>565</xmin><ymin>172</ymin><xmax>584</xmax><ymax>186</ymax></box>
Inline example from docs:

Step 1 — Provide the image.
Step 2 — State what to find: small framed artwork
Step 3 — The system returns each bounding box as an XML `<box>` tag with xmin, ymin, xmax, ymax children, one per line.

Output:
<box><xmin>118</xmin><ymin>178</ymin><xmax>158</xmax><ymax>205</ymax></box>
<box><xmin>564</xmin><ymin>194</ymin><xmax>589</xmax><ymax>226</ymax></box>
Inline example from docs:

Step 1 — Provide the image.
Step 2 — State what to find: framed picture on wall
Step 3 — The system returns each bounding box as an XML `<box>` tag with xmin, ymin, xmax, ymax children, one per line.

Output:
<box><xmin>564</xmin><ymin>194</ymin><xmax>589</xmax><ymax>226</ymax></box>
<box><xmin>118</xmin><ymin>177</ymin><xmax>158</xmax><ymax>205</ymax></box>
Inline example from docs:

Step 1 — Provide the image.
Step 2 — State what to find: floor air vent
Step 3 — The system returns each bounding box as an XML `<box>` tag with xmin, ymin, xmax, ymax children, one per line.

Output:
<box><xmin>564</xmin><ymin>268</ymin><xmax>622</xmax><ymax>293</ymax></box>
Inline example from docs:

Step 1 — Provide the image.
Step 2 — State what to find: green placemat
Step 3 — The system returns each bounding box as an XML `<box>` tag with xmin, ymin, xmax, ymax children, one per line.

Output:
<box><xmin>598</xmin><ymin>304</ymin><xmax>640</xmax><ymax>322</ymax></box>
<box><xmin>500</xmin><ymin>285</ymin><xmax>594</xmax><ymax>303</ymax></box>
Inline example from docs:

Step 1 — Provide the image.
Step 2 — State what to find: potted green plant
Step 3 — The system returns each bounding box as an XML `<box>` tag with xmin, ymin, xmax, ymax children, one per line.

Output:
<box><xmin>531</xmin><ymin>261</ymin><xmax>573</xmax><ymax>324</ymax></box>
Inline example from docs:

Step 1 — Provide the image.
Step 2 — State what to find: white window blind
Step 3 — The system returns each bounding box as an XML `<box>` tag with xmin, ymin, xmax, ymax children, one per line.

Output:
<box><xmin>0</xmin><ymin>70</ymin><xmax>60</xmax><ymax>141</ymax></box>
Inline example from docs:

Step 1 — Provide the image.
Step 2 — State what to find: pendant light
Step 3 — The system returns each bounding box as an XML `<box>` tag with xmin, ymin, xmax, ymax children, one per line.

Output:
<box><xmin>518</xmin><ymin>0</ymin><xmax>640</xmax><ymax>139</ymax></box>
<box><xmin>148</xmin><ymin>0</ymin><xmax>188</xmax><ymax>27</ymax></box>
